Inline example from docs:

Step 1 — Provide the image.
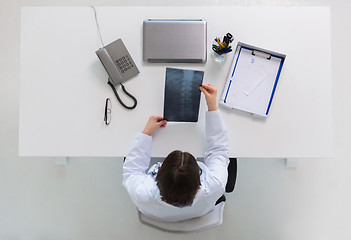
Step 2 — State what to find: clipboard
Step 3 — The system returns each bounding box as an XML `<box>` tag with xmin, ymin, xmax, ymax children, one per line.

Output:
<box><xmin>220</xmin><ymin>42</ymin><xmax>286</xmax><ymax>117</ymax></box>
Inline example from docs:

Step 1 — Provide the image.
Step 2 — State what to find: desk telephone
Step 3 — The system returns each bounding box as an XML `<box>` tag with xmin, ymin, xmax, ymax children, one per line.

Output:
<box><xmin>96</xmin><ymin>39</ymin><xmax>140</xmax><ymax>109</ymax></box>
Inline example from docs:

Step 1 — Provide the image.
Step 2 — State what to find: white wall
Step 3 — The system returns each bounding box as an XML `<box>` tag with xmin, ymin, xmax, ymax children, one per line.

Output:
<box><xmin>1</xmin><ymin>0</ymin><xmax>350</xmax><ymax>239</ymax></box>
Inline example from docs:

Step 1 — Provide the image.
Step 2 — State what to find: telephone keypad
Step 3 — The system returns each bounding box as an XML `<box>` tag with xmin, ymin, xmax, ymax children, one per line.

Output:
<box><xmin>116</xmin><ymin>55</ymin><xmax>134</xmax><ymax>74</ymax></box>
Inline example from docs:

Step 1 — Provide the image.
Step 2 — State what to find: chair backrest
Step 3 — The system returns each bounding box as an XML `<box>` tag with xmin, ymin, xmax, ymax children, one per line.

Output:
<box><xmin>138</xmin><ymin>201</ymin><xmax>225</xmax><ymax>233</ymax></box>
<box><xmin>134</xmin><ymin>157</ymin><xmax>237</xmax><ymax>232</ymax></box>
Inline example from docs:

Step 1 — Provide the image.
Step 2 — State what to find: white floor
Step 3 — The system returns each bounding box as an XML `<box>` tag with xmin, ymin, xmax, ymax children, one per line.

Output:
<box><xmin>1</xmin><ymin>0</ymin><xmax>350</xmax><ymax>239</ymax></box>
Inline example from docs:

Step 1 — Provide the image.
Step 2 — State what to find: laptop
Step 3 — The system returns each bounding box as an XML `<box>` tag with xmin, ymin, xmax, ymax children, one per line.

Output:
<box><xmin>143</xmin><ymin>19</ymin><xmax>207</xmax><ymax>63</ymax></box>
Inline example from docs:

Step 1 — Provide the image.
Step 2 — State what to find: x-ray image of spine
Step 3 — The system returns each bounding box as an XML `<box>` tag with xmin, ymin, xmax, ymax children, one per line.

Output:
<box><xmin>164</xmin><ymin>68</ymin><xmax>204</xmax><ymax>122</ymax></box>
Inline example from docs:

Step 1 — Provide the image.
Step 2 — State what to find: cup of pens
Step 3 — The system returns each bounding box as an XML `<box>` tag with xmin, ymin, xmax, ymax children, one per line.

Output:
<box><xmin>211</xmin><ymin>32</ymin><xmax>234</xmax><ymax>63</ymax></box>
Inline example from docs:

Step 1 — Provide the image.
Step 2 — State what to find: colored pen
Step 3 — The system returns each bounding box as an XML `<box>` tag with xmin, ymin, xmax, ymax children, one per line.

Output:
<box><xmin>216</xmin><ymin>37</ymin><xmax>225</xmax><ymax>49</ymax></box>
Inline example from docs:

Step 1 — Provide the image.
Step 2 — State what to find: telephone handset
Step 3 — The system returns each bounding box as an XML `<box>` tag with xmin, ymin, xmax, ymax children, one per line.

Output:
<box><xmin>96</xmin><ymin>38</ymin><xmax>140</xmax><ymax>109</ymax></box>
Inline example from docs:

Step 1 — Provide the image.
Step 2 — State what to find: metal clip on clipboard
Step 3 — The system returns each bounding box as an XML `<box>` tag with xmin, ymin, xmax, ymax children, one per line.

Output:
<box><xmin>252</xmin><ymin>50</ymin><xmax>272</xmax><ymax>60</ymax></box>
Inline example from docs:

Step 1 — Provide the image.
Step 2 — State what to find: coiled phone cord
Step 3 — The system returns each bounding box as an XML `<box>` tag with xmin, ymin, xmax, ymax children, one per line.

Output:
<box><xmin>107</xmin><ymin>78</ymin><xmax>137</xmax><ymax>110</ymax></box>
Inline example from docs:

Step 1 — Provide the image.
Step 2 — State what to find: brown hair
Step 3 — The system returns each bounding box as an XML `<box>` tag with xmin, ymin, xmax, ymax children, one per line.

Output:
<box><xmin>156</xmin><ymin>150</ymin><xmax>201</xmax><ymax>206</ymax></box>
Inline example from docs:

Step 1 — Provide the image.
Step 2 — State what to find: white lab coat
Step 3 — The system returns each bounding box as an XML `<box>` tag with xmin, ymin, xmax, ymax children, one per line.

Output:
<box><xmin>122</xmin><ymin>110</ymin><xmax>229</xmax><ymax>222</ymax></box>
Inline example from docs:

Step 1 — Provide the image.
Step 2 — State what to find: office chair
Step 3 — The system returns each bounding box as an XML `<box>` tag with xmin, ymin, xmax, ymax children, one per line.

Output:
<box><xmin>138</xmin><ymin>158</ymin><xmax>237</xmax><ymax>233</ymax></box>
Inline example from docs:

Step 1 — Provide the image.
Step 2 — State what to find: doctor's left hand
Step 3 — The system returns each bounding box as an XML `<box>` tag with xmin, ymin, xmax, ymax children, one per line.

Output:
<box><xmin>142</xmin><ymin>116</ymin><xmax>167</xmax><ymax>135</ymax></box>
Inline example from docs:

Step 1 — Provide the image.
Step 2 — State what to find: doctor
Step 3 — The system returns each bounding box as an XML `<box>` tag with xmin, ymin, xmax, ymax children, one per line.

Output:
<box><xmin>122</xmin><ymin>83</ymin><xmax>229</xmax><ymax>222</ymax></box>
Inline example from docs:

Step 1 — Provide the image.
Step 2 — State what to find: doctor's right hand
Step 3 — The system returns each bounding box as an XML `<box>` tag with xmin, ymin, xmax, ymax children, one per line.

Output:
<box><xmin>199</xmin><ymin>83</ymin><xmax>218</xmax><ymax>111</ymax></box>
<box><xmin>142</xmin><ymin>116</ymin><xmax>167</xmax><ymax>135</ymax></box>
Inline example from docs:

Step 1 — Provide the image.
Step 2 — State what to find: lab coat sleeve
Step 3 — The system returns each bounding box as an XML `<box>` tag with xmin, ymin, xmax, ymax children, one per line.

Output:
<box><xmin>204</xmin><ymin>110</ymin><xmax>230</xmax><ymax>189</ymax></box>
<box><xmin>122</xmin><ymin>132</ymin><xmax>152</xmax><ymax>204</ymax></box>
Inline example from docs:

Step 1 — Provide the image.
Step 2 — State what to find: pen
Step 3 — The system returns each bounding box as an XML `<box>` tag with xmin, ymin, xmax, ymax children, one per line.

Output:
<box><xmin>223</xmin><ymin>36</ymin><xmax>229</xmax><ymax>48</ymax></box>
<box><xmin>221</xmin><ymin>48</ymin><xmax>232</xmax><ymax>54</ymax></box>
<box><xmin>216</xmin><ymin>37</ymin><xmax>225</xmax><ymax>49</ymax></box>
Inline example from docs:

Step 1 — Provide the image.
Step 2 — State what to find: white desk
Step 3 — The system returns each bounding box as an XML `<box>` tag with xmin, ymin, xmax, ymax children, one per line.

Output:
<box><xmin>19</xmin><ymin>7</ymin><xmax>332</xmax><ymax>158</ymax></box>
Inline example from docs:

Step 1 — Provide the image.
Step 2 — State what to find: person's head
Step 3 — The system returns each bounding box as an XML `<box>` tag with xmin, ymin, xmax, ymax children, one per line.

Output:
<box><xmin>156</xmin><ymin>150</ymin><xmax>201</xmax><ymax>206</ymax></box>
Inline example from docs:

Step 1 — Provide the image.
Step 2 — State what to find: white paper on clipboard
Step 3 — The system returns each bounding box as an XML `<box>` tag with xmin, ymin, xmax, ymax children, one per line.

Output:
<box><xmin>239</xmin><ymin>57</ymin><xmax>271</xmax><ymax>95</ymax></box>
